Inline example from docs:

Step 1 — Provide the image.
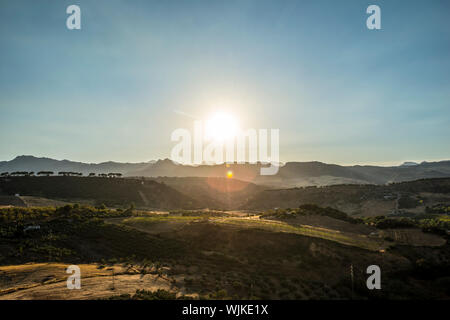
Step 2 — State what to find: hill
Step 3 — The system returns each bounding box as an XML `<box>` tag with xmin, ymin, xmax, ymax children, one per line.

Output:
<box><xmin>0</xmin><ymin>176</ymin><xmax>198</xmax><ymax>209</ymax></box>
<box><xmin>242</xmin><ymin>178</ymin><xmax>450</xmax><ymax>217</ymax></box>
<box><xmin>0</xmin><ymin>206</ymin><xmax>448</xmax><ymax>299</ymax></box>
<box><xmin>0</xmin><ymin>156</ymin><xmax>151</xmax><ymax>176</ymax></box>
<box><xmin>151</xmin><ymin>176</ymin><xmax>266</xmax><ymax>209</ymax></box>
<box><xmin>2</xmin><ymin>175</ymin><xmax>450</xmax><ymax>216</ymax></box>
<box><xmin>2</xmin><ymin>156</ymin><xmax>450</xmax><ymax>187</ymax></box>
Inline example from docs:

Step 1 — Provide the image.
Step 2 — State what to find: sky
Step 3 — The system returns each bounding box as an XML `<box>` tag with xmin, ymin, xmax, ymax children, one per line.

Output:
<box><xmin>0</xmin><ymin>0</ymin><xmax>449</xmax><ymax>166</ymax></box>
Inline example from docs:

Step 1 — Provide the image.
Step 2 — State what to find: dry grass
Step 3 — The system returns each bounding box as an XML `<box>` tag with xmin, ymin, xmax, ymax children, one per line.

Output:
<box><xmin>207</xmin><ymin>216</ymin><xmax>382</xmax><ymax>251</ymax></box>
<box><xmin>19</xmin><ymin>196</ymin><xmax>74</xmax><ymax>207</ymax></box>
<box><xmin>0</xmin><ymin>263</ymin><xmax>190</xmax><ymax>300</ymax></box>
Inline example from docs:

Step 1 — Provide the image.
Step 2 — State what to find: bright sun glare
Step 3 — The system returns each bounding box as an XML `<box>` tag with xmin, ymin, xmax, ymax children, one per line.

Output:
<box><xmin>205</xmin><ymin>112</ymin><xmax>239</xmax><ymax>141</ymax></box>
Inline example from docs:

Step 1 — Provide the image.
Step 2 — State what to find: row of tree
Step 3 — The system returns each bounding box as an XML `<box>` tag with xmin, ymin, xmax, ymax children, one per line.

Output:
<box><xmin>0</xmin><ymin>171</ymin><xmax>123</xmax><ymax>177</ymax></box>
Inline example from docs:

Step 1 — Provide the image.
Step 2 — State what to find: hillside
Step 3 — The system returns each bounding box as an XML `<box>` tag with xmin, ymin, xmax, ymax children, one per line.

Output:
<box><xmin>0</xmin><ymin>176</ymin><xmax>198</xmax><ymax>209</ymax></box>
<box><xmin>151</xmin><ymin>176</ymin><xmax>266</xmax><ymax>209</ymax></box>
<box><xmin>3</xmin><ymin>175</ymin><xmax>450</xmax><ymax>216</ymax></box>
<box><xmin>242</xmin><ymin>178</ymin><xmax>450</xmax><ymax>217</ymax></box>
<box><xmin>1</xmin><ymin>206</ymin><xmax>448</xmax><ymax>299</ymax></box>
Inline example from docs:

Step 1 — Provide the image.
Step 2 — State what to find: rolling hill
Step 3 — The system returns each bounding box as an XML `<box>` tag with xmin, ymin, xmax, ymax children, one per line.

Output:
<box><xmin>152</xmin><ymin>176</ymin><xmax>266</xmax><ymax>209</ymax></box>
<box><xmin>2</xmin><ymin>155</ymin><xmax>450</xmax><ymax>187</ymax></box>
<box><xmin>0</xmin><ymin>176</ymin><xmax>198</xmax><ymax>209</ymax></box>
<box><xmin>242</xmin><ymin>178</ymin><xmax>450</xmax><ymax>216</ymax></box>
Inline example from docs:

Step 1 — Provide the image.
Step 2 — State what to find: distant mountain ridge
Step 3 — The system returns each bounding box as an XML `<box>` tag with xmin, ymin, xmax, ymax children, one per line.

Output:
<box><xmin>1</xmin><ymin>155</ymin><xmax>450</xmax><ymax>187</ymax></box>
<box><xmin>0</xmin><ymin>155</ymin><xmax>151</xmax><ymax>175</ymax></box>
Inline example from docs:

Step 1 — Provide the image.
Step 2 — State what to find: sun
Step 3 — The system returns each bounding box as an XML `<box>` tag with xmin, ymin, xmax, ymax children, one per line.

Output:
<box><xmin>205</xmin><ymin>112</ymin><xmax>239</xmax><ymax>141</ymax></box>
<box><xmin>226</xmin><ymin>170</ymin><xmax>233</xmax><ymax>178</ymax></box>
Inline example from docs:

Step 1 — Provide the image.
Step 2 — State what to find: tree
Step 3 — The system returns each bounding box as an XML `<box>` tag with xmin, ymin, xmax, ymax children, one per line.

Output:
<box><xmin>107</xmin><ymin>173</ymin><xmax>122</xmax><ymax>178</ymax></box>
<box><xmin>58</xmin><ymin>171</ymin><xmax>82</xmax><ymax>176</ymax></box>
<box><xmin>11</xmin><ymin>171</ymin><xmax>29</xmax><ymax>176</ymax></box>
<box><xmin>37</xmin><ymin>171</ymin><xmax>54</xmax><ymax>176</ymax></box>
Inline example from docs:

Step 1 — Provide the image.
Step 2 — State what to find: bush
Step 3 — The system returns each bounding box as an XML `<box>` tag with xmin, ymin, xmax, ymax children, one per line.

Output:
<box><xmin>261</xmin><ymin>204</ymin><xmax>359</xmax><ymax>223</ymax></box>
<box><xmin>365</xmin><ymin>216</ymin><xmax>416</xmax><ymax>229</ymax></box>
<box><xmin>212</xmin><ymin>289</ymin><xmax>228</xmax><ymax>299</ymax></box>
<box><xmin>107</xmin><ymin>289</ymin><xmax>187</xmax><ymax>300</ymax></box>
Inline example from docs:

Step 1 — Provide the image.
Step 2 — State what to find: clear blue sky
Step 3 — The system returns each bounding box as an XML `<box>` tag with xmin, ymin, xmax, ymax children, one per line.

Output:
<box><xmin>1</xmin><ymin>0</ymin><xmax>449</xmax><ymax>165</ymax></box>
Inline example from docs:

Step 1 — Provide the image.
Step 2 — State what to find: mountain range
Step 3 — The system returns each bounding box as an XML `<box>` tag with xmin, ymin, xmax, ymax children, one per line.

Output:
<box><xmin>1</xmin><ymin>155</ymin><xmax>450</xmax><ymax>187</ymax></box>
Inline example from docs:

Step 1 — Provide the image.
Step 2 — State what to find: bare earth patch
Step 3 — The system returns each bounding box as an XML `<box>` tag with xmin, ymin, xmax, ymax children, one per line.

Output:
<box><xmin>0</xmin><ymin>263</ymin><xmax>191</xmax><ymax>300</ymax></box>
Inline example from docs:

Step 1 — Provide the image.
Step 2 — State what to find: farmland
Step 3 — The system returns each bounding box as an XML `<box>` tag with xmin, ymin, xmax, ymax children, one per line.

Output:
<box><xmin>0</xmin><ymin>204</ymin><xmax>448</xmax><ymax>300</ymax></box>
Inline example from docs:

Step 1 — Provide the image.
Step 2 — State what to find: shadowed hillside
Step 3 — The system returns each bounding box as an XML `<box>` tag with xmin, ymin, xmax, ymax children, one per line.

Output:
<box><xmin>0</xmin><ymin>176</ymin><xmax>198</xmax><ymax>209</ymax></box>
<box><xmin>152</xmin><ymin>176</ymin><xmax>266</xmax><ymax>209</ymax></box>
